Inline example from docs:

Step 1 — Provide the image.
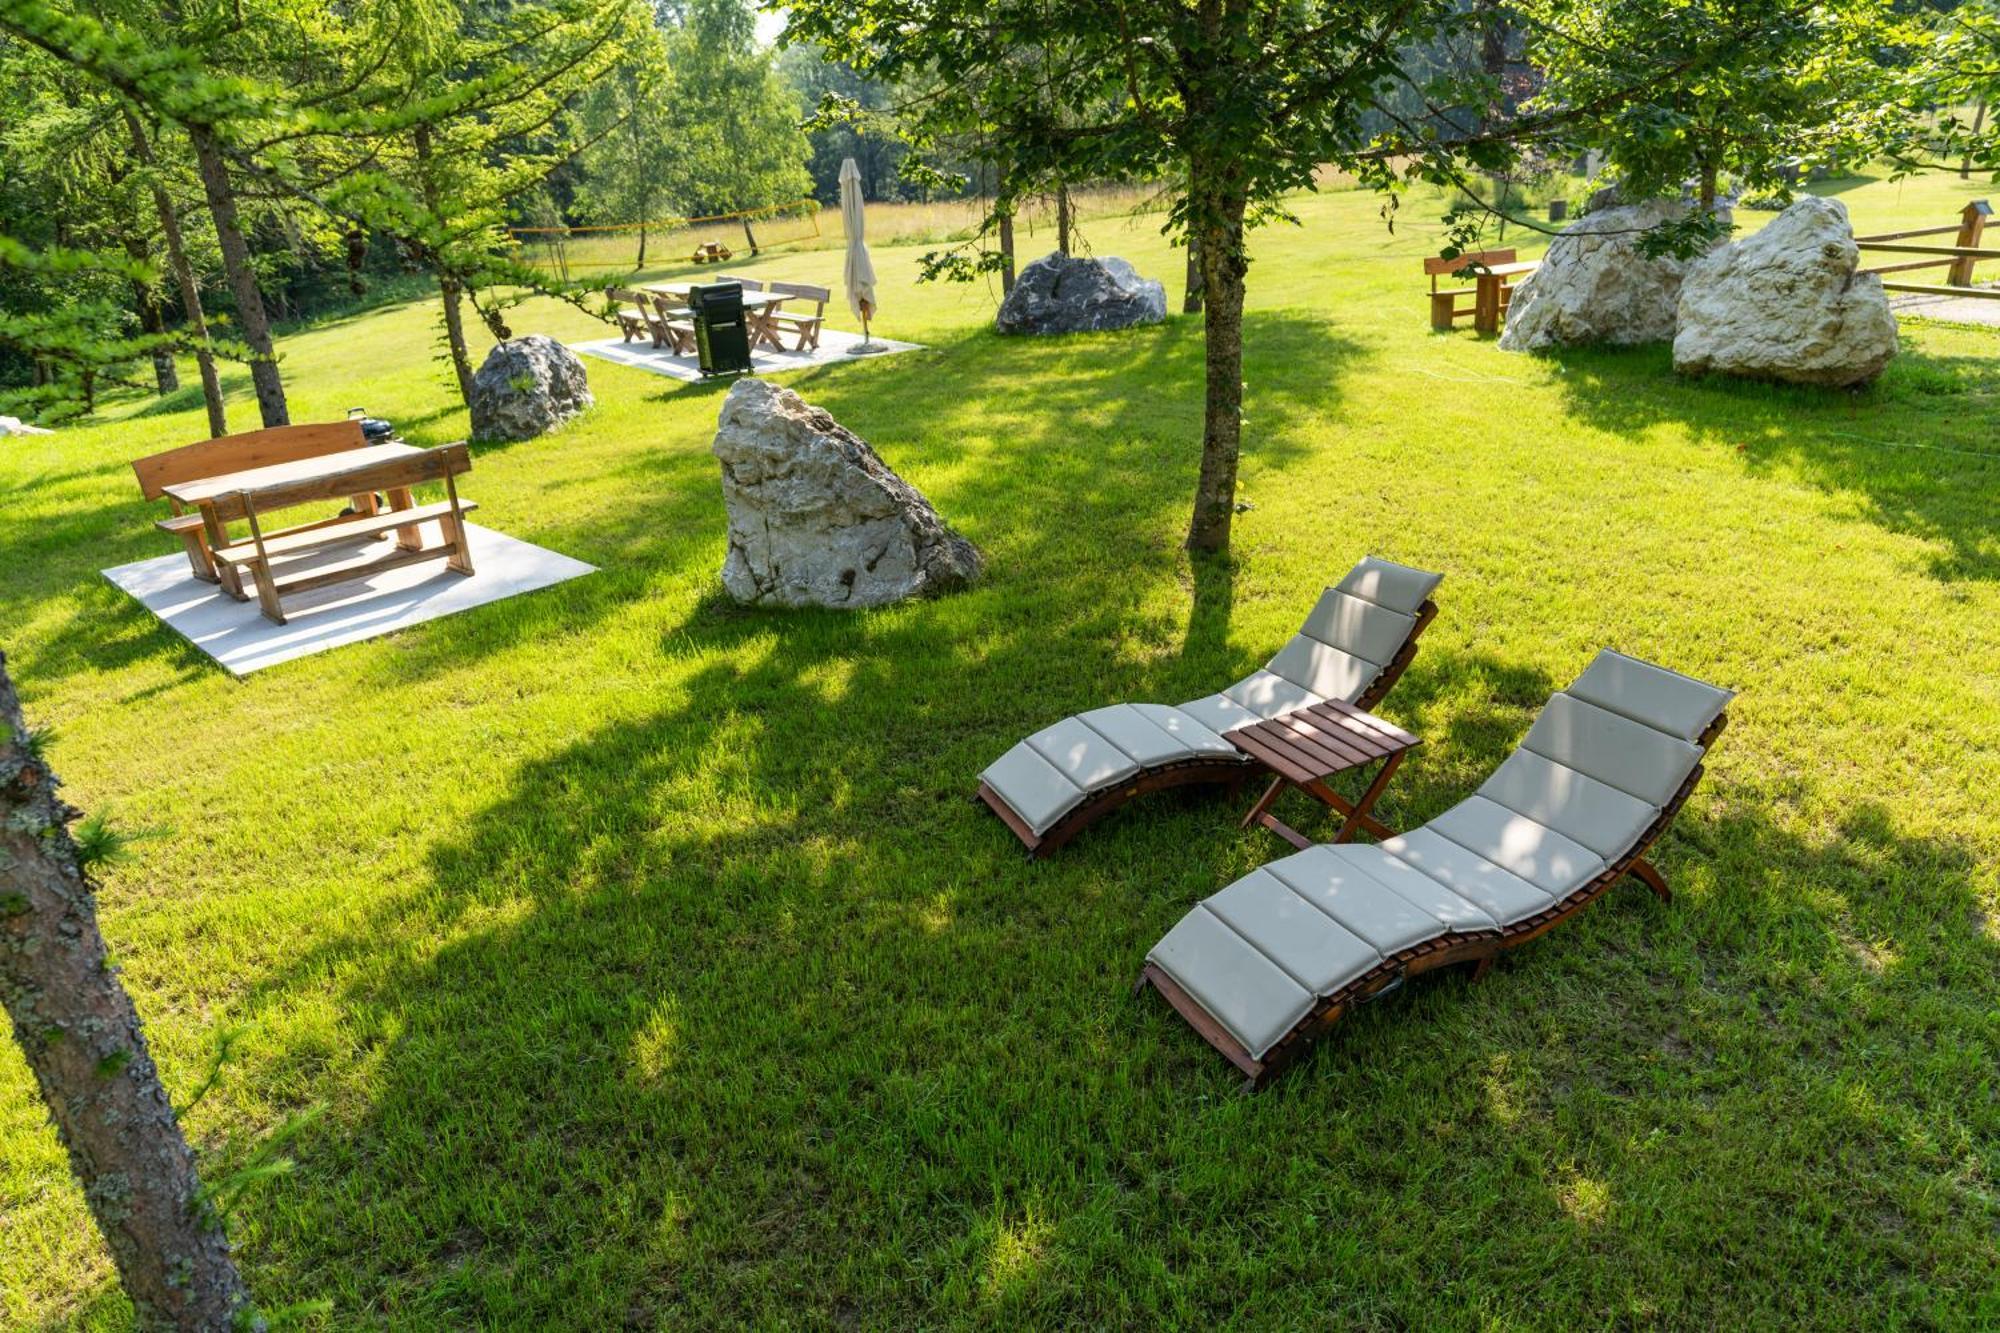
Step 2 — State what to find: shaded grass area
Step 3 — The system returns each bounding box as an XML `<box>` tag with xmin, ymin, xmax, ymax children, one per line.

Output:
<box><xmin>2</xmin><ymin>179</ymin><xmax>1998</xmax><ymax>1329</ymax></box>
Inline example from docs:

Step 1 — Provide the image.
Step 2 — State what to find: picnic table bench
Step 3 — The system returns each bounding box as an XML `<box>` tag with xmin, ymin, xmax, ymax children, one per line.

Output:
<box><xmin>1426</xmin><ymin>249</ymin><xmax>1539</xmax><ymax>333</ymax></box>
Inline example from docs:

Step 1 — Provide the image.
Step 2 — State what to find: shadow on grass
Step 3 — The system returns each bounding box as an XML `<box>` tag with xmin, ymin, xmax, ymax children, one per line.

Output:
<box><xmin>1536</xmin><ymin>340</ymin><xmax>2000</xmax><ymax>583</ymax></box>
<box><xmin>216</xmin><ymin>619</ymin><xmax>2000</xmax><ymax>1324</ymax></box>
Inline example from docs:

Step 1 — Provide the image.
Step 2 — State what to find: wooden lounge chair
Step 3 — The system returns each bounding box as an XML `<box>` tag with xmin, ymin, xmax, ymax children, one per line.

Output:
<box><xmin>1138</xmin><ymin>650</ymin><xmax>1734</xmax><ymax>1090</ymax></box>
<box><xmin>131</xmin><ymin>421</ymin><xmax>372</xmax><ymax>582</ymax></box>
<box><xmin>212</xmin><ymin>443</ymin><xmax>476</xmax><ymax>624</ymax></box>
<box><xmin>765</xmin><ymin>282</ymin><xmax>830</xmax><ymax>351</ymax></box>
<box><xmin>976</xmin><ymin>557</ymin><xmax>1442</xmax><ymax>858</ymax></box>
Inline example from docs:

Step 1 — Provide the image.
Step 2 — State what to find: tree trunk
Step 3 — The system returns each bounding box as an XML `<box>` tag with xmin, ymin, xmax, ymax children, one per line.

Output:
<box><xmin>1963</xmin><ymin>99</ymin><xmax>1988</xmax><ymax>180</ymax></box>
<box><xmin>190</xmin><ymin>125</ymin><xmax>287</xmax><ymax>427</ymax></box>
<box><xmin>413</xmin><ymin>126</ymin><xmax>478</xmax><ymax>406</ymax></box>
<box><xmin>636</xmin><ymin>220</ymin><xmax>648</xmax><ymax>268</ymax></box>
<box><xmin>1183</xmin><ymin>234</ymin><xmax>1204</xmax><ymax>315</ymax></box>
<box><xmin>439</xmin><ymin>275</ymin><xmax>477</xmax><ymax>405</ymax></box>
<box><xmin>120</xmin><ymin>235</ymin><xmax>180</xmax><ymax>397</ymax></box>
<box><xmin>996</xmin><ymin>162</ymin><xmax>1017</xmax><ymax>295</ymax></box>
<box><xmin>1056</xmin><ymin>185</ymin><xmax>1073</xmax><ymax>256</ymax></box>
<box><xmin>1185</xmin><ymin>173</ymin><xmax>1249</xmax><ymax>554</ymax></box>
<box><xmin>1698</xmin><ymin>158</ymin><xmax>1718</xmax><ymax>211</ymax></box>
<box><xmin>0</xmin><ymin>654</ymin><xmax>256</xmax><ymax>1330</ymax></box>
<box><xmin>123</xmin><ymin>110</ymin><xmax>224</xmax><ymax>435</ymax></box>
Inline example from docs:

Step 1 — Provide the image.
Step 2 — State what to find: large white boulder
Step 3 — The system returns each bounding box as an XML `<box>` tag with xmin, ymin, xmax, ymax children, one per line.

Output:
<box><xmin>1501</xmin><ymin>194</ymin><xmax>1723</xmax><ymax>351</ymax></box>
<box><xmin>1673</xmin><ymin>196</ymin><xmax>1898</xmax><ymax>387</ymax></box>
<box><xmin>469</xmin><ymin>335</ymin><xmax>593</xmax><ymax>442</ymax></box>
<box><xmin>0</xmin><ymin>416</ymin><xmax>52</xmax><ymax>436</ymax></box>
<box><xmin>711</xmin><ymin>378</ymin><xmax>982</xmax><ymax>608</ymax></box>
<box><xmin>995</xmin><ymin>253</ymin><xmax>1167</xmax><ymax>335</ymax></box>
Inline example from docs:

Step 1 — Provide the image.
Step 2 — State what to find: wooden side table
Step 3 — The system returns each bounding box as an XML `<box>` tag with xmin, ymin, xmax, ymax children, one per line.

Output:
<box><xmin>1226</xmin><ymin>699</ymin><xmax>1422</xmax><ymax>849</ymax></box>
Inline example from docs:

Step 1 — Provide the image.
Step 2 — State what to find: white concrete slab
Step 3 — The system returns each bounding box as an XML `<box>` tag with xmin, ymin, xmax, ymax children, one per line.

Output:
<box><xmin>102</xmin><ymin>522</ymin><xmax>595</xmax><ymax>677</ymax></box>
<box><xmin>572</xmin><ymin>327</ymin><xmax>925</xmax><ymax>382</ymax></box>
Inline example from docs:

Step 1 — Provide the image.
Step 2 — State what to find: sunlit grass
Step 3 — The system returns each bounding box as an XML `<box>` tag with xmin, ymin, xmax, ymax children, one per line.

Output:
<box><xmin>2</xmin><ymin>173</ymin><xmax>1997</xmax><ymax>1328</ymax></box>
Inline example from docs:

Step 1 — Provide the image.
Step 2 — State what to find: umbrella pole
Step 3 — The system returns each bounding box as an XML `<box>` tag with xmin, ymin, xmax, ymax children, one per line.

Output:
<box><xmin>849</xmin><ymin>305</ymin><xmax>886</xmax><ymax>355</ymax></box>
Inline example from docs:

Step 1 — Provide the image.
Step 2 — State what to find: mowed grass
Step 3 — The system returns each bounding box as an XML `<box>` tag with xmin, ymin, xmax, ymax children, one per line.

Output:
<box><xmin>3</xmin><ymin>173</ymin><xmax>1998</xmax><ymax>1329</ymax></box>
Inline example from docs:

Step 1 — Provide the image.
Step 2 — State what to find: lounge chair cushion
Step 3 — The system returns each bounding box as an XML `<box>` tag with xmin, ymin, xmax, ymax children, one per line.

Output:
<box><xmin>1077</xmin><ymin>704</ymin><xmax>1199</xmax><ymax>769</ymax></box>
<box><xmin>1223</xmin><ymin>670</ymin><xmax>1323</xmax><ymax>719</ymax></box>
<box><xmin>1523</xmin><ymin>693</ymin><xmax>1704</xmax><ymax>807</ymax></box>
<box><xmin>1263</xmin><ymin>846</ymin><xmax>1448</xmax><ymax>954</ymax></box>
<box><xmin>1567</xmin><ymin>649</ymin><xmax>1734</xmax><ymax>743</ymax></box>
<box><xmin>1262</xmin><ymin>635</ymin><xmax>1381</xmax><ymax>703</ymax></box>
<box><xmin>1204</xmin><ymin>869</ymin><xmax>1385</xmax><ymax>996</ymax></box>
<box><xmin>1176</xmin><ymin>691</ymin><xmax>1264</xmax><ymax>736</ymax></box>
<box><xmin>1379</xmin><ymin>828</ymin><xmax>1555</xmax><ymax>927</ymax></box>
<box><xmin>1149</xmin><ymin>907</ymin><xmax>1317</xmax><ymax>1059</ymax></box>
<box><xmin>1477</xmin><ymin>749</ymin><xmax>1658</xmax><ymax>859</ymax></box>
<box><xmin>1336</xmin><ymin>556</ymin><xmax>1444</xmax><ymax>616</ymax></box>
<box><xmin>1297</xmin><ymin>588</ymin><xmax>1418</xmax><ymax>668</ymax></box>
<box><xmin>1025</xmin><ymin>716</ymin><xmax>1142</xmax><ymax>792</ymax></box>
<box><xmin>1129</xmin><ymin>703</ymin><xmax>1242</xmax><ymax>758</ymax></box>
<box><xmin>1322</xmin><ymin>843</ymin><xmax>1501</xmax><ymax>932</ymax></box>
<box><xmin>1427</xmin><ymin>795</ymin><xmax>1607</xmax><ymax>898</ymax></box>
<box><xmin>979</xmin><ymin>744</ymin><xmax>1084</xmax><ymax>835</ymax></box>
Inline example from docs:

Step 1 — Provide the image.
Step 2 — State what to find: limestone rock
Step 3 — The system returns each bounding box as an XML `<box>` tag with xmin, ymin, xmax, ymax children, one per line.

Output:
<box><xmin>0</xmin><ymin>416</ymin><xmax>52</xmax><ymax>436</ymax></box>
<box><xmin>469</xmin><ymin>335</ymin><xmax>593</xmax><ymax>442</ymax></box>
<box><xmin>711</xmin><ymin>378</ymin><xmax>982</xmax><ymax>608</ymax></box>
<box><xmin>1500</xmin><ymin>196</ymin><xmax>1725</xmax><ymax>351</ymax></box>
<box><xmin>995</xmin><ymin>252</ymin><xmax>1167</xmax><ymax>335</ymax></box>
<box><xmin>1673</xmin><ymin>196</ymin><xmax>1898</xmax><ymax>388</ymax></box>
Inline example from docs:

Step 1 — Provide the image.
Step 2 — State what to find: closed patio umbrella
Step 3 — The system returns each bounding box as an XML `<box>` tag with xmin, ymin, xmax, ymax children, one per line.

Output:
<box><xmin>840</xmin><ymin>158</ymin><xmax>884</xmax><ymax>354</ymax></box>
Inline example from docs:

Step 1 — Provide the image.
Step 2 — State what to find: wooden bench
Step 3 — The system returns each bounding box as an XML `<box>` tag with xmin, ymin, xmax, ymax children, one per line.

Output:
<box><xmin>213</xmin><ymin>443</ymin><xmax>476</xmax><ymax>624</ymax></box>
<box><xmin>764</xmin><ymin>282</ymin><xmax>830</xmax><ymax>351</ymax></box>
<box><xmin>605</xmin><ymin>287</ymin><xmax>657</xmax><ymax>344</ymax></box>
<box><xmin>131</xmin><ymin>421</ymin><xmax>371</xmax><ymax>582</ymax></box>
<box><xmin>1425</xmin><ymin>249</ymin><xmax>1537</xmax><ymax>332</ymax></box>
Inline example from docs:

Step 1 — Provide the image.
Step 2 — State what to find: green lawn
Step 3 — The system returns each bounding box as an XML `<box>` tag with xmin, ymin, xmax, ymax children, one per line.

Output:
<box><xmin>4</xmin><ymin>174</ymin><xmax>1998</xmax><ymax>1329</ymax></box>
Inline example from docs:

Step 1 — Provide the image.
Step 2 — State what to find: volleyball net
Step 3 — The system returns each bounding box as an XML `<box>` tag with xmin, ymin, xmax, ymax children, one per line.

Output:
<box><xmin>505</xmin><ymin>200</ymin><xmax>823</xmax><ymax>279</ymax></box>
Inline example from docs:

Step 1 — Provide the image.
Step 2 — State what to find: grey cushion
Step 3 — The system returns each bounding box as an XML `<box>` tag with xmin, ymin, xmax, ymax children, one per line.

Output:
<box><xmin>1262</xmin><ymin>635</ymin><xmax>1381</xmax><ymax>704</ymax></box>
<box><xmin>1078</xmin><ymin>704</ymin><xmax>1199</xmax><ymax>769</ymax></box>
<box><xmin>1176</xmin><ymin>691</ymin><xmax>1263</xmax><ymax>736</ymax></box>
<box><xmin>1477</xmin><ymin>749</ymin><xmax>1658</xmax><ymax>859</ymax></box>
<box><xmin>978</xmin><ymin>743</ymin><xmax>1083</xmax><ymax>835</ymax></box>
<box><xmin>1379</xmin><ymin>828</ymin><xmax>1555</xmax><ymax>927</ymax></box>
<box><xmin>1223</xmin><ymin>669</ymin><xmax>1323</xmax><ymax>719</ymax></box>
<box><xmin>1025</xmin><ymin>716</ymin><xmax>1142</xmax><ymax>791</ymax></box>
<box><xmin>1128</xmin><ymin>703</ymin><xmax>1242</xmax><ymax>758</ymax></box>
<box><xmin>1335</xmin><ymin>556</ymin><xmax>1443</xmax><ymax>615</ymax></box>
<box><xmin>1148</xmin><ymin>906</ymin><xmax>1316</xmax><ymax>1059</ymax></box>
<box><xmin>1568</xmin><ymin>649</ymin><xmax>1733</xmax><ymax>743</ymax></box>
<box><xmin>1322</xmin><ymin>844</ymin><xmax>1501</xmax><ymax>932</ymax></box>
<box><xmin>1427</xmin><ymin>795</ymin><xmax>1607</xmax><ymax>898</ymax></box>
<box><xmin>1204</xmin><ymin>869</ymin><xmax>1384</xmax><ymax>995</ymax></box>
<box><xmin>1264</xmin><ymin>846</ymin><xmax>1449</xmax><ymax>954</ymax></box>
<box><xmin>1523</xmin><ymin>693</ymin><xmax>1704</xmax><ymax>807</ymax></box>
<box><xmin>1296</xmin><ymin>588</ymin><xmax>1418</xmax><ymax>668</ymax></box>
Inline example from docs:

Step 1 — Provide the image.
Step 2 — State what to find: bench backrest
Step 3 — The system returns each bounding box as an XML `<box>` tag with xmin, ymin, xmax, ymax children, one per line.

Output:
<box><xmin>606</xmin><ymin>286</ymin><xmax>647</xmax><ymax>306</ymax></box>
<box><xmin>709</xmin><ymin>274</ymin><xmax>763</xmax><ymax>291</ymax></box>
<box><xmin>132</xmin><ymin>421</ymin><xmax>367</xmax><ymax>501</ymax></box>
<box><xmin>767</xmin><ymin>281</ymin><xmax>831</xmax><ymax>311</ymax></box>
<box><xmin>1423</xmin><ymin>249</ymin><xmax>1517</xmax><ymax>277</ymax></box>
<box><xmin>240</xmin><ymin>442</ymin><xmax>472</xmax><ymax>514</ymax></box>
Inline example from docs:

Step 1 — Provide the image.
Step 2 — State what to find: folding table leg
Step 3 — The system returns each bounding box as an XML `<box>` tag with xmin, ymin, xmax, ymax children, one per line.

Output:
<box><xmin>1322</xmin><ymin>751</ymin><xmax>1407</xmax><ymax>843</ymax></box>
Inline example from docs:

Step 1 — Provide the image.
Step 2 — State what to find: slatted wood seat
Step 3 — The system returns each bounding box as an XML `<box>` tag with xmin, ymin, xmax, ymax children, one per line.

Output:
<box><xmin>213</xmin><ymin>443</ymin><xmax>476</xmax><ymax>624</ymax></box>
<box><xmin>1425</xmin><ymin>249</ymin><xmax>1534</xmax><ymax>331</ymax></box>
<box><xmin>605</xmin><ymin>287</ymin><xmax>657</xmax><ymax>344</ymax></box>
<box><xmin>649</xmin><ymin>294</ymin><xmax>697</xmax><ymax>355</ymax></box>
<box><xmin>1140</xmin><ymin>650</ymin><xmax>1735</xmax><ymax>1091</ymax></box>
<box><xmin>764</xmin><ymin>282</ymin><xmax>830</xmax><ymax>350</ymax></box>
<box><xmin>131</xmin><ymin>421</ymin><xmax>372</xmax><ymax>582</ymax></box>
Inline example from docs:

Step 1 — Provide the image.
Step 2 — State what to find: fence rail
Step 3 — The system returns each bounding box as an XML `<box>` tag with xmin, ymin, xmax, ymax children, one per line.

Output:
<box><xmin>1855</xmin><ymin>200</ymin><xmax>1997</xmax><ymax>297</ymax></box>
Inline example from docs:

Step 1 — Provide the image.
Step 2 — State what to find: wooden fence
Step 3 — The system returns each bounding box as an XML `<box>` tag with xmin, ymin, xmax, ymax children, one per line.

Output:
<box><xmin>1855</xmin><ymin>200</ymin><xmax>1996</xmax><ymax>299</ymax></box>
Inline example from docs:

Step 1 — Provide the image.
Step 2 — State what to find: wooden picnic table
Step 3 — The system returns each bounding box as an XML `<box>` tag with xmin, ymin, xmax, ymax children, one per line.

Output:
<box><xmin>1226</xmin><ymin>698</ymin><xmax>1422</xmax><ymax>849</ymax></box>
<box><xmin>642</xmin><ymin>283</ymin><xmax>791</xmax><ymax>350</ymax></box>
<box><xmin>1473</xmin><ymin>261</ymin><xmax>1539</xmax><ymax>333</ymax></box>
<box><xmin>161</xmin><ymin>441</ymin><xmax>423</xmax><ymax>599</ymax></box>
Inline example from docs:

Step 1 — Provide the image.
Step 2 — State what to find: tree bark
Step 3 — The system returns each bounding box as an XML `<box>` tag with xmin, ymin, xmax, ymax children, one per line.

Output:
<box><xmin>189</xmin><ymin>125</ymin><xmax>287</xmax><ymax>428</ymax></box>
<box><xmin>123</xmin><ymin>109</ymin><xmax>224</xmax><ymax>435</ymax></box>
<box><xmin>1185</xmin><ymin>167</ymin><xmax>1249</xmax><ymax>554</ymax></box>
<box><xmin>1698</xmin><ymin>160</ymin><xmax>1718</xmax><ymax>211</ymax></box>
<box><xmin>1183</xmin><ymin>234</ymin><xmax>1204</xmax><ymax>314</ymax></box>
<box><xmin>413</xmin><ymin>126</ymin><xmax>477</xmax><ymax>405</ymax></box>
<box><xmin>1056</xmin><ymin>185</ymin><xmax>1073</xmax><ymax>256</ymax></box>
<box><xmin>995</xmin><ymin>161</ymin><xmax>1017</xmax><ymax>295</ymax></box>
<box><xmin>1963</xmin><ymin>99</ymin><xmax>1988</xmax><ymax>180</ymax></box>
<box><xmin>0</xmin><ymin>654</ymin><xmax>255</xmax><ymax>1330</ymax></box>
<box><xmin>119</xmin><ymin>234</ymin><xmax>180</xmax><ymax>396</ymax></box>
<box><xmin>741</xmin><ymin>215</ymin><xmax>761</xmax><ymax>256</ymax></box>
